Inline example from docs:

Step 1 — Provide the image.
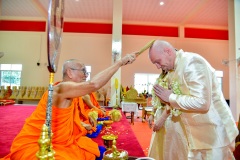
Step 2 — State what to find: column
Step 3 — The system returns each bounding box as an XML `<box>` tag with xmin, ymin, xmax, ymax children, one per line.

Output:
<box><xmin>110</xmin><ymin>0</ymin><xmax>122</xmax><ymax>107</ymax></box>
<box><xmin>228</xmin><ymin>0</ymin><xmax>240</xmax><ymax>121</ymax></box>
<box><xmin>178</xmin><ymin>26</ymin><xmax>185</xmax><ymax>38</ymax></box>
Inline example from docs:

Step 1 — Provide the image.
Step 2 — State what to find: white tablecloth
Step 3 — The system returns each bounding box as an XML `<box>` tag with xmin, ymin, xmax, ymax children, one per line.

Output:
<box><xmin>121</xmin><ymin>102</ymin><xmax>138</xmax><ymax>117</ymax></box>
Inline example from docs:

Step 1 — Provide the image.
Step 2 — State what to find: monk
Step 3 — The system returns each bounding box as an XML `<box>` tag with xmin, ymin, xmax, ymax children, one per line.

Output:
<box><xmin>83</xmin><ymin>92</ymin><xmax>107</xmax><ymax>116</ymax></box>
<box><xmin>72</xmin><ymin>65</ymin><xmax>107</xmax><ymax>119</ymax></box>
<box><xmin>62</xmin><ymin>63</ymin><xmax>105</xmax><ymax>131</ymax></box>
<box><xmin>1</xmin><ymin>53</ymin><xmax>136</xmax><ymax>160</ymax></box>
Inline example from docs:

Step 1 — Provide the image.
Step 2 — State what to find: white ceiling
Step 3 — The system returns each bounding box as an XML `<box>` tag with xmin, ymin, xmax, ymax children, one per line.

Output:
<box><xmin>0</xmin><ymin>0</ymin><xmax>228</xmax><ymax>29</ymax></box>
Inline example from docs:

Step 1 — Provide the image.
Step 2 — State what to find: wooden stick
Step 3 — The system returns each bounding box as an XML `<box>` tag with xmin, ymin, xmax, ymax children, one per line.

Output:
<box><xmin>136</xmin><ymin>39</ymin><xmax>155</xmax><ymax>57</ymax></box>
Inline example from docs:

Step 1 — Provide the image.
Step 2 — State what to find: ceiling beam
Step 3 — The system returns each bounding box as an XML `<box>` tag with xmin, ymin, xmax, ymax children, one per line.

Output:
<box><xmin>31</xmin><ymin>0</ymin><xmax>47</xmax><ymax>19</ymax></box>
<box><xmin>179</xmin><ymin>0</ymin><xmax>210</xmax><ymax>26</ymax></box>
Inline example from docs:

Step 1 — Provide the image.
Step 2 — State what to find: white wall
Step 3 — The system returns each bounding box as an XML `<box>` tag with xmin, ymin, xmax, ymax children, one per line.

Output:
<box><xmin>0</xmin><ymin>32</ymin><xmax>49</xmax><ymax>86</ymax></box>
<box><xmin>0</xmin><ymin>31</ymin><xmax>229</xmax><ymax>98</ymax></box>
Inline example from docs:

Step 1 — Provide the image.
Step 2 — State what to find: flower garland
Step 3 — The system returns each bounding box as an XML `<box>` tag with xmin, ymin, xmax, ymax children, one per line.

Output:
<box><xmin>151</xmin><ymin>72</ymin><xmax>182</xmax><ymax>117</ymax></box>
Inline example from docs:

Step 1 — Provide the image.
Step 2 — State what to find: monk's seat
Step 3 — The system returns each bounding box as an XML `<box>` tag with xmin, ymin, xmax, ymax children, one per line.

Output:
<box><xmin>0</xmin><ymin>99</ymin><xmax>15</xmax><ymax>106</ymax></box>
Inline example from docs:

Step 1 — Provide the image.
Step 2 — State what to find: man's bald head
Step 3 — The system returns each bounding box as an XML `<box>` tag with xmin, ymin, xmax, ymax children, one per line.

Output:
<box><xmin>149</xmin><ymin>40</ymin><xmax>176</xmax><ymax>72</ymax></box>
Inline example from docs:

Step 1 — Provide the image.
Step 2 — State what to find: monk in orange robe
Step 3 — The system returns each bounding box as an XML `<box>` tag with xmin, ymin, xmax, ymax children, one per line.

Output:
<box><xmin>78</xmin><ymin>96</ymin><xmax>98</xmax><ymax>134</ymax></box>
<box><xmin>1</xmin><ymin>53</ymin><xmax>136</xmax><ymax>160</ymax></box>
<box><xmin>70</xmin><ymin>65</ymin><xmax>105</xmax><ymax>123</ymax></box>
<box><xmin>3</xmin><ymin>92</ymin><xmax>100</xmax><ymax>160</ymax></box>
<box><xmin>82</xmin><ymin>92</ymin><xmax>107</xmax><ymax>118</ymax></box>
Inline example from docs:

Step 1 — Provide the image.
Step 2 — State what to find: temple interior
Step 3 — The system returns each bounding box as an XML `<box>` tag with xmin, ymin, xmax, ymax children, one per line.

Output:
<box><xmin>0</xmin><ymin>1</ymin><xmax>240</xmax><ymax>160</ymax></box>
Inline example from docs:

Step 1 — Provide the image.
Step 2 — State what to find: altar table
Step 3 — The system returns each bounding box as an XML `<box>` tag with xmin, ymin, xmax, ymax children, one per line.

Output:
<box><xmin>121</xmin><ymin>102</ymin><xmax>138</xmax><ymax>124</ymax></box>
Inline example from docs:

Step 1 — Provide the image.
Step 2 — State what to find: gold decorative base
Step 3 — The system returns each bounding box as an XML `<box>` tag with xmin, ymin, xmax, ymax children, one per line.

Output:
<box><xmin>103</xmin><ymin>120</ymin><xmax>113</xmax><ymax>128</ymax></box>
<box><xmin>102</xmin><ymin>134</ymin><xmax>118</xmax><ymax>149</ymax></box>
<box><xmin>36</xmin><ymin>124</ymin><xmax>55</xmax><ymax>160</ymax></box>
<box><xmin>103</xmin><ymin>139</ymin><xmax>128</xmax><ymax>160</ymax></box>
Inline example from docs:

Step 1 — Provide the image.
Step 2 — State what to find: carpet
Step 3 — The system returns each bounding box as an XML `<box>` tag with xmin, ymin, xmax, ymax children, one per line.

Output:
<box><xmin>0</xmin><ymin>104</ymin><xmax>36</xmax><ymax>158</ymax></box>
<box><xmin>130</xmin><ymin>116</ymin><xmax>152</xmax><ymax>156</ymax></box>
<box><xmin>0</xmin><ymin>105</ymin><xmax>145</xmax><ymax>158</ymax></box>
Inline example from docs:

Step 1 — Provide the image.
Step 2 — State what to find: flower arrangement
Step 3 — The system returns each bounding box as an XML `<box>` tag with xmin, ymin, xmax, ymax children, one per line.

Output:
<box><xmin>151</xmin><ymin>72</ymin><xmax>182</xmax><ymax>117</ymax></box>
<box><xmin>109</xmin><ymin>109</ymin><xmax>122</xmax><ymax>122</ymax></box>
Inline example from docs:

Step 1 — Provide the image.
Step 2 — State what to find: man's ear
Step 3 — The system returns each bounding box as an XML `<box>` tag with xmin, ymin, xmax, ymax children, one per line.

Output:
<box><xmin>164</xmin><ymin>48</ymin><xmax>171</xmax><ymax>55</ymax></box>
<box><xmin>164</xmin><ymin>48</ymin><xmax>172</xmax><ymax>56</ymax></box>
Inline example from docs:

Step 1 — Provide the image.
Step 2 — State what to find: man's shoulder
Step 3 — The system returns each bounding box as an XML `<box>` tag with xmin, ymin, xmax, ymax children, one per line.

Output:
<box><xmin>180</xmin><ymin>51</ymin><xmax>205</xmax><ymax>62</ymax></box>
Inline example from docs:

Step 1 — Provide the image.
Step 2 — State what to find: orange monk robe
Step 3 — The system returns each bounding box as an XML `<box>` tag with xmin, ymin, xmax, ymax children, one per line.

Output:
<box><xmin>78</xmin><ymin>96</ymin><xmax>97</xmax><ymax>133</ymax></box>
<box><xmin>52</xmin><ymin>81</ymin><xmax>96</xmax><ymax>133</ymax></box>
<box><xmin>1</xmin><ymin>92</ymin><xmax>100</xmax><ymax>160</ymax></box>
<box><xmin>83</xmin><ymin>92</ymin><xmax>108</xmax><ymax>118</ymax></box>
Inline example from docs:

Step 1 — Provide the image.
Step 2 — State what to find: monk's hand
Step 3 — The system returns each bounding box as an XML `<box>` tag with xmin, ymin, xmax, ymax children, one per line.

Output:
<box><xmin>147</xmin><ymin>115</ymin><xmax>154</xmax><ymax>129</ymax></box>
<box><xmin>89</xmin><ymin>117</ymin><xmax>96</xmax><ymax>127</ymax></box>
<box><xmin>120</xmin><ymin>52</ymin><xmax>137</xmax><ymax>66</ymax></box>
<box><xmin>81</xmin><ymin>122</ymin><xmax>93</xmax><ymax>131</ymax></box>
<box><xmin>153</xmin><ymin>84</ymin><xmax>172</xmax><ymax>103</ymax></box>
<box><xmin>100</xmin><ymin>107</ymin><xmax>106</xmax><ymax>112</ymax></box>
<box><xmin>100</xmin><ymin>109</ymin><xmax>106</xmax><ymax>117</ymax></box>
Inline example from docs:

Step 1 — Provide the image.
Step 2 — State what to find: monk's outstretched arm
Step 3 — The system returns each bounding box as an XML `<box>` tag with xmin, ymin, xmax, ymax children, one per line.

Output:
<box><xmin>57</xmin><ymin>52</ymin><xmax>137</xmax><ymax>99</ymax></box>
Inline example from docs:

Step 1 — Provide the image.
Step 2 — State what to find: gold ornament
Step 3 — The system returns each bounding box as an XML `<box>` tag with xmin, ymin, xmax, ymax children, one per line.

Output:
<box><xmin>36</xmin><ymin>124</ymin><xmax>55</xmax><ymax>160</ymax></box>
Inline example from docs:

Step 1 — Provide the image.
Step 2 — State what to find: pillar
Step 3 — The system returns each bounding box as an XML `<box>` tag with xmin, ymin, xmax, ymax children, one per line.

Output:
<box><xmin>228</xmin><ymin>0</ymin><xmax>240</xmax><ymax>121</ymax></box>
<box><xmin>110</xmin><ymin>0</ymin><xmax>122</xmax><ymax>107</ymax></box>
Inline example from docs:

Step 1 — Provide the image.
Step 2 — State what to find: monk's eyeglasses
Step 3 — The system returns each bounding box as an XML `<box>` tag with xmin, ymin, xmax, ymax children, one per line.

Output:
<box><xmin>70</xmin><ymin>68</ymin><xmax>89</xmax><ymax>75</ymax></box>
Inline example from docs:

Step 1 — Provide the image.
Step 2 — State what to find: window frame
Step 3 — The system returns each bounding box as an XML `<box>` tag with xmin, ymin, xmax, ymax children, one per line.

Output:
<box><xmin>0</xmin><ymin>64</ymin><xmax>22</xmax><ymax>87</ymax></box>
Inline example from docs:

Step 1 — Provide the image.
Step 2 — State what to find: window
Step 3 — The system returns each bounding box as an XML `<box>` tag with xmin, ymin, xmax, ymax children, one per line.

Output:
<box><xmin>85</xmin><ymin>65</ymin><xmax>91</xmax><ymax>81</ymax></box>
<box><xmin>134</xmin><ymin>73</ymin><xmax>159</xmax><ymax>94</ymax></box>
<box><xmin>0</xmin><ymin>64</ymin><xmax>22</xmax><ymax>87</ymax></box>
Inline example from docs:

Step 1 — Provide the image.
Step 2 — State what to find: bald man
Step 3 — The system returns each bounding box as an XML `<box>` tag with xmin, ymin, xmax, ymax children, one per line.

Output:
<box><xmin>147</xmin><ymin>40</ymin><xmax>238</xmax><ymax>160</ymax></box>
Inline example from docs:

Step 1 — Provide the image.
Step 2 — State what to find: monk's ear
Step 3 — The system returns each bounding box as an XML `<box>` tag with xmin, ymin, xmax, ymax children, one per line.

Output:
<box><xmin>66</xmin><ymin>68</ymin><xmax>73</xmax><ymax>79</ymax></box>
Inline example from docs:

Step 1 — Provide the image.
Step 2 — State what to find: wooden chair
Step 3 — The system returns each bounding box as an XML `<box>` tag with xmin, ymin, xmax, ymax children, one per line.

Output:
<box><xmin>29</xmin><ymin>86</ymin><xmax>38</xmax><ymax>99</ymax></box>
<box><xmin>9</xmin><ymin>86</ymin><xmax>19</xmax><ymax>99</ymax></box>
<box><xmin>23</xmin><ymin>86</ymin><xmax>32</xmax><ymax>99</ymax></box>
<box><xmin>35</xmin><ymin>87</ymin><xmax>45</xmax><ymax>99</ymax></box>
<box><xmin>0</xmin><ymin>86</ymin><xmax>6</xmax><ymax>99</ymax></box>
<box><xmin>143</xmin><ymin>97</ymin><xmax>153</xmax><ymax>120</ymax></box>
<box><xmin>17</xmin><ymin>86</ymin><xmax>27</xmax><ymax>99</ymax></box>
